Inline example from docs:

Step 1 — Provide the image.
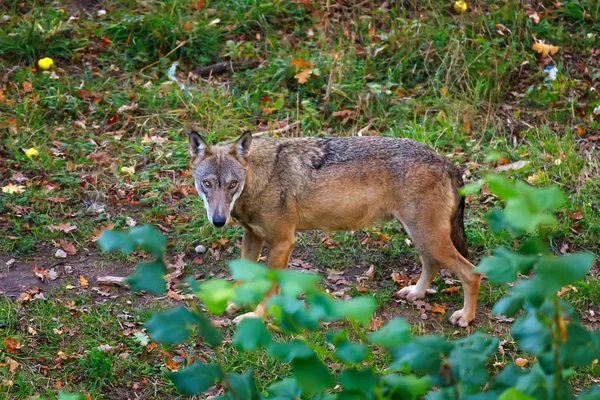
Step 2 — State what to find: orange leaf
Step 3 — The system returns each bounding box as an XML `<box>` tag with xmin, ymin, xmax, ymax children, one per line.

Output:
<box><xmin>3</xmin><ymin>338</ymin><xmax>23</xmax><ymax>354</ymax></box>
<box><xmin>291</xmin><ymin>58</ymin><xmax>311</xmax><ymax>69</ymax></box>
<box><xmin>59</xmin><ymin>239</ymin><xmax>77</xmax><ymax>255</ymax></box>
<box><xmin>294</xmin><ymin>69</ymin><xmax>312</xmax><ymax>84</ymax></box>
<box><xmin>101</xmin><ymin>36</ymin><xmax>112</xmax><ymax>47</ymax></box>
<box><xmin>5</xmin><ymin>357</ymin><xmax>19</xmax><ymax>373</ymax></box>
<box><xmin>430</xmin><ymin>303</ymin><xmax>447</xmax><ymax>314</ymax></box>
<box><xmin>515</xmin><ymin>357</ymin><xmax>529</xmax><ymax>367</ymax></box>
<box><xmin>532</xmin><ymin>41</ymin><xmax>559</xmax><ymax>57</ymax></box>
<box><xmin>22</xmin><ymin>81</ymin><xmax>32</xmax><ymax>93</ymax></box>
<box><xmin>79</xmin><ymin>275</ymin><xmax>89</xmax><ymax>288</ymax></box>
<box><xmin>33</xmin><ymin>267</ymin><xmax>48</xmax><ymax>281</ymax></box>
<box><xmin>442</xmin><ymin>286</ymin><xmax>460</xmax><ymax>294</ymax></box>
<box><xmin>569</xmin><ymin>209</ymin><xmax>583</xmax><ymax>221</ymax></box>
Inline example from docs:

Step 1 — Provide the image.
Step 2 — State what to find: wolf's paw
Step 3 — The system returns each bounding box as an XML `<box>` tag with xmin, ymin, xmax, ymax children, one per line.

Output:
<box><xmin>449</xmin><ymin>308</ymin><xmax>474</xmax><ymax>327</ymax></box>
<box><xmin>232</xmin><ymin>311</ymin><xmax>264</xmax><ymax>325</ymax></box>
<box><xmin>397</xmin><ymin>285</ymin><xmax>426</xmax><ymax>302</ymax></box>
<box><xmin>225</xmin><ymin>302</ymin><xmax>239</xmax><ymax>315</ymax></box>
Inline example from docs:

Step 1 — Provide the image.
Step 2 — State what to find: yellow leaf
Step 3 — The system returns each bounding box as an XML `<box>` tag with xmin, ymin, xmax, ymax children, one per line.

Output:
<box><xmin>79</xmin><ymin>275</ymin><xmax>89</xmax><ymax>288</ymax></box>
<box><xmin>532</xmin><ymin>41</ymin><xmax>560</xmax><ymax>57</ymax></box>
<box><xmin>515</xmin><ymin>357</ymin><xmax>529</xmax><ymax>367</ymax></box>
<box><xmin>121</xmin><ymin>166</ymin><xmax>135</xmax><ymax>174</ymax></box>
<box><xmin>294</xmin><ymin>69</ymin><xmax>312</xmax><ymax>84</ymax></box>
<box><xmin>440</xmin><ymin>87</ymin><xmax>448</xmax><ymax>97</ymax></box>
<box><xmin>2</xmin><ymin>184</ymin><xmax>25</xmax><ymax>194</ymax></box>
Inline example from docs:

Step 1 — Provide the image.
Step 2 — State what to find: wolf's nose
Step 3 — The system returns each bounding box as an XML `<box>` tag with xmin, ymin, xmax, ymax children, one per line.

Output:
<box><xmin>212</xmin><ymin>216</ymin><xmax>226</xmax><ymax>227</ymax></box>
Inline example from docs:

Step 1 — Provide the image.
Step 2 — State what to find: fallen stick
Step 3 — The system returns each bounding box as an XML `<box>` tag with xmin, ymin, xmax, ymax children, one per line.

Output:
<box><xmin>252</xmin><ymin>121</ymin><xmax>300</xmax><ymax>138</ymax></box>
<box><xmin>97</xmin><ymin>276</ymin><xmax>128</xmax><ymax>287</ymax></box>
<box><xmin>194</xmin><ymin>61</ymin><xmax>260</xmax><ymax>77</ymax></box>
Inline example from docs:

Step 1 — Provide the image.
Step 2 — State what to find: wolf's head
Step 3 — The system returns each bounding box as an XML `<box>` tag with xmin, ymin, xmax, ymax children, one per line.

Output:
<box><xmin>188</xmin><ymin>130</ymin><xmax>252</xmax><ymax>227</ymax></box>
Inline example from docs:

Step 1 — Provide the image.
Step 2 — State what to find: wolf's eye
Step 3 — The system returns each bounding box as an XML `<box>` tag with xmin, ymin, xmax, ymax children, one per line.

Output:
<box><xmin>202</xmin><ymin>180</ymin><xmax>211</xmax><ymax>188</ymax></box>
<box><xmin>229</xmin><ymin>180</ymin><xmax>238</xmax><ymax>189</ymax></box>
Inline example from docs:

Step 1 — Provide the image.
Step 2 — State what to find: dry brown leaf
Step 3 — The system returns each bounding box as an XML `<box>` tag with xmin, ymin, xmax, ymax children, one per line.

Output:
<box><xmin>48</xmin><ymin>222</ymin><xmax>77</xmax><ymax>233</ymax></box>
<box><xmin>515</xmin><ymin>357</ymin><xmax>529</xmax><ymax>367</ymax></box>
<box><xmin>331</xmin><ymin>109</ymin><xmax>355</xmax><ymax>118</ymax></box>
<box><xmin>532</xmin><ymin>41</ymin><xmax>559</xmax><ymax>57</ymax></box>
<box><xmin>5</xmin><ymin>357</ymin><xmax>19</xmax><ymax>374</ymax></box>
<box><xmin>364</xmin><ymin>265</ymin><xmax>375</xmax><ymax>280</ymax></box>
<box><xmin>59</xmin><ymin>239</ymin><xmax>77</xmax><ymax>255</ymax></box>
<box><xmin>33</xmin><ymin>267</ymin><xmax>48</xmax><ymax>281</ymax></box>
<box><xmin>369</xmin><ymin>317</ymin><xmax>384</xmax><ymax>331</ymax></box>
<box><xmin>291</xmin><ymin>58</ymin><xmax>311</xmax><ymax>69</ymax></box>
<box><xmin>569</xmin><ymin>209</ymin><xmax>584</xmax><ymax>221</ymax></box>
<box><xmin>22</xmin><ymin>81</ymin><xmax>32</xmax><ymax>93</ymax></box>
<box><xmin>3</xmin><ymin>338</ymin><xmax>23</xmax><ymax>355</ymax></box>
<box><xmin>294</xmin><ymin>69</ymin><xmax>312</xmax><ymax>84</ymax></box>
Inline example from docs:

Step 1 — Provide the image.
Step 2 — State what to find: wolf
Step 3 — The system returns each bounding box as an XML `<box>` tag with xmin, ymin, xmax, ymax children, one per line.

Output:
<box><xmin>188</xmin><ymin>130</ymin><xmax>481</xmax><ymax>327</ymax></box>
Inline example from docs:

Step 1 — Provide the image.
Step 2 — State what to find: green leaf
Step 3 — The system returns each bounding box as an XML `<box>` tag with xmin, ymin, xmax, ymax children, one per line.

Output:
<box><xmin>512</xmin><ymin>313</ymin><xmax>552</xmax><ymax>355</ymax></box>
<box><xmin>368</xmin><ymin>318</ymin><xmax>411</xmax><ymax>347</ymax></box>
<box><xmin>127</xmin><ymin>259</ymin><xmax>167</xmax><ymax>294</ymax></box>
<box><xmin>192</xmin><ymin>310</ymin><xmax>223</xmax><ymax>348</ymax></box>
<box><xmin>474</xmin><ymin>248</ymin><xmax>538</xmax><ymax>284</ymax></box>
<box><xmin>448</xmin><ymin>333</ymin><xmax>497</xmax><ymax>386</ymax></box>
<box><xmin>390</xmin><ymin>336</ymin><xmax>450</xmax><ymax>375</ymax></box>
<box><xmin>267</xmin><ymin>295</ymin><xmax>319</xmax><ymax>333</ymax></box>
<box><xmin>487</xmin><ymin>175</ymin><xmax>519</xmax><ymax>199</ymax></box>
<box><xmin>226</xmin><ymin>370</ymin><xmax>260</xmax><ymax>400</ymax></box>
<box><xmin>97</xmin><ymin>230</ymin><xmax>135</xmax><ymax>254</ymax></box>
<box><xmin>334</xmin><ymin>296</ymin><xmax>377</xmax><ymax>326</ymax></box>
<box><xmin>129</xmin><ymin>224</ymin><xmax>166</xmax><ymax>257</ymax></box>
<box><xmin>58</xmin><ymin>394</ymin><xmax>86</xmax><ymax>400</ymax></box>
<box><xmin>233</xmin><ymin>318</ymin><xmax>271</xmax><ymax>351</ymax></box>
<box><xmin>335</xmin><ymin>341</ymin><xmax>368</xmax><ymax>364</ymax></box>
<box><xmin>196</xmin><ymin>279</ymin><xmax>235</xmax><ymax>315</ymax></box>
<box><xmin>266</xmin><ymin>378</ymin><xmax>302</xmax><ymax>400</ymax></box>
<box><xmin>510</xmin><ymin>277</ymin><xmax>546</xmax><ymax>307</ymax></box>
<box><xmin>492</xmin><ymin>296</ymin><xmax>523</xmax><ymax>318</ymax></box>
<box><xmin>560</xmin><ymin>323</ymin><xmax>600</xmax><ymax>367</ymax></box>
<box><xmin>382</xmin><ymin>374</ymin><xmax>431</xmax><ymax>399</ymax></box>
<box><xmin>536</xmin><ymin>253</ymin><xmax>595</xmax><ymax>295</ymax></box>
<box><xmin>291</xmin><ymin>355</ymin><xmax>335</xmax><ymax>396</ymax></box>
<box><xmin>459</xmin><ymin>180</ymin><xmax>484</xmax><ymax>196</ymax></box>
<box><xmin>275</xmin><ymin>269</ymin><xmax>321</xmax><ymax>297</ymax></box>
<box><xmin>268</xmin><ymin>340</ymin><xmax>314</xmax><ymax>362</ymax></box>
<box><xmin>339</xmin><ymin>368</ymin><xmax>376</xmax><ymax>393</ymax></box>
<box><xmin>230</xmin><ymin>259</ymin><xmax>269</xmax><ymax>282</ymax></box>
<box><xmin>169</xmin><ymin>362</ymin><xmax>222</xmax><ymax>395</ymax></box>
<box><xmin>146</xmin><ymin>306</ymin><xmax>194</xmax><ymax>344</ymax></box>
<box><xmin>233</xmin><ymin>280</ymin><xmax>272</xmax><ymax>305</ymax></box>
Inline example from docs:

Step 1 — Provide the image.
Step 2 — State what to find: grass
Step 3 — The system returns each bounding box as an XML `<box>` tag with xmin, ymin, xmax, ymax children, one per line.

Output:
<box><xmin>1</xmin><ymin>0</ymin><xmax>599</xmax><ymax>398</ymax></box>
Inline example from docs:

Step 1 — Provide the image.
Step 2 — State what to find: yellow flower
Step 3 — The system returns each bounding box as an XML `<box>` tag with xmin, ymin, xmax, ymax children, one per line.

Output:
<box><xmin>26</xmin><ymin>148</ymin><xmax>39</xmax><ymax>159</ymax></box>
<box><xmin>38</xmin><ymin>57</ymin><xmax>54</xmax><ymax>71</ymax></box>
<box><xmin>454</xmin><ymin>1</ymin><xmax>467</xmax><ymax>13</ymax></box>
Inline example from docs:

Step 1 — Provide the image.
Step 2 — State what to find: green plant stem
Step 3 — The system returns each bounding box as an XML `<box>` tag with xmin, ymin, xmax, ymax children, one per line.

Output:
<box><xmin>552</xmin><ymin>295</ymin><xmax>562</xmax><ymax>400</ymax></box>
<box><xmin>215</xmin><ymin>346</ymin><xmax>239</xmax><ymax>400</ymax></box>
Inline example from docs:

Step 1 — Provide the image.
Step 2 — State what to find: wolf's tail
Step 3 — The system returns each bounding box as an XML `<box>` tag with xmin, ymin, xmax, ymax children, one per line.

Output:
<box><xmin>449</xmin><ymin>168</ymin><xmax>468</xmax><ymax>258</ymax></box>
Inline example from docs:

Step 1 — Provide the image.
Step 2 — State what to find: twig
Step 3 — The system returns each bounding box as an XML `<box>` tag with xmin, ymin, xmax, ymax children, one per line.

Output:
<box><xmin>323</xmin><ymin>52</ymin><xmax>341</xmax><ymax>104</ymax></box>
<box><xmin>356</xmin><ymin>122</ymin><xmax>373</xmax><ymax>136</ymax></box>
<box><xmin>97</xmin><ymin>276</ymin><xmax>128</xmax><ymax>287</ymax></box>
<box><xmin>194</xmin><ymin>61</ymin><xmax>260</xmax><ymax>77</ymax></box>
<box><xmin>252</xmin><ymin>121</ymin><xmax>300</xmax><ymax>138</ymax></box>
<box><xmin>139</xmin><ymin>40</ymin><xmax>189</xmax><ymax>73</ymax></box>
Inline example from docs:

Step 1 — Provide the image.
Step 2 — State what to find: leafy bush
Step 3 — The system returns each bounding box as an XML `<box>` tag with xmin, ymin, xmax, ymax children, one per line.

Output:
<box><xmin>87</xmin><ymin>175</ymin><xmax>599</xmax><ymax>399</ymax></box>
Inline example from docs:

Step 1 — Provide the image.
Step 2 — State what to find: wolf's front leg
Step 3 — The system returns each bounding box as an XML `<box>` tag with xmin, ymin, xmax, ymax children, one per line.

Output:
<box><xmin>226</xmin><ymin>228</ymin><xmax>264</xmax><ymax>316</ymax></box>
<box><xmin>232</xmin><ymin>234</ymin><xmax>295</xmax><ymax>324</ymax></box>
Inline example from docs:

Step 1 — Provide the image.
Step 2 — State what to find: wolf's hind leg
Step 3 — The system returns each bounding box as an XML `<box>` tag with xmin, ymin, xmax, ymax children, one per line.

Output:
<box><xmin>397</xmin><ymin>255</ymin><xmax>441</xmax><ymax>301</ymax></box>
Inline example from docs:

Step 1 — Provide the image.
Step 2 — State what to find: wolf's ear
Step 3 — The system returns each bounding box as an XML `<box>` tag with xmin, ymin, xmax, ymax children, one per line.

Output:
<box><xmin>189</xmin><ymin>130</ymin><xmax>211</xmax><ymax>159</ymax></box>
<box><xmin>232</xmin><ymin>130</ymin><xmax>252</xmax><ymax>160</ymax></box>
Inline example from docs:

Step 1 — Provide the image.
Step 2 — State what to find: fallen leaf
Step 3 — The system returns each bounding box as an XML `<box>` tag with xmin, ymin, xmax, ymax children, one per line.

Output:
<box><xmin>27</xmin><ymin>327</ymin><xmax>37</xmax><ymax>335</ymax></box>
<box><xmin>331</xmin><ymin>109</ymin><xmax>355</xmax><ymax>118</ymax></box>
<box><xmin>515</xmin><ymin>357</ymin><xmax>529</xmax><ymax>367</ymax></box>
<box><xmin>121</xmin><ymin>166</ymin><xmax>135</xmax><ymax>174</ymax></box>
<box><xmin>294</xmin><ymin>69</ymin><xmax>312</xmax><ymax>84</ymax></box>
<box><xmin>59</xmin><ymin>239</ymin><xmax>77</xmax><ymax>255</ymax></box>
<box><xmin>364</xmin><ymin>265</ymin><xmax>375</xmax><ymax>280</ymax></box>
<box><xmin>48</xmin><ymin>222</ymin><xmax>77</xmax><ymax>233</ymax></box>
<box><xmin>442</xmin><ymin>286</ymin><xmax>460</xmax><ymax>294</ymax></box>
<box><xmin>496</xmin><ymin>160</ymin><xmax>529</xmax><ymax>172</ymax></box>
<box><xmin>528</xmin><ymin>11</ymin><xmax>540</xmax><ymax>24</ymax></box>
<box><xmin>17</xmin><ymin>293</ymin><xmax>31</xmax><ymax>303</ymax></box>
<box><xmin>117</xmin><ymin>103</ymin><xmax>138</xmax><ymax>114</ymax></box>
<box><xmin>2</xmin><ymin>184</ymin><xmax>25</xmax><ymax>194</ymax></box>
<box><xmin>532</xmin><ymin>40</ymin><xmax>559</xmax><ymax>57</ymax></box>
<box><xmin>47</xmin><ymin>196</ymin><xmax>66</xmax><ymax>203</ymax></box>
<box><xmin>369</xmin><ymin>317</ymin><xmax>384</xmax><ymax>331</ymax></box>
<box><xmin>22</xmin><ymin>81</ymin><xmax>32</xmax><ymax>93</ymax></box>
<box><xmin>569</xmin><ymin>209</ymin><xmax>584</xmax><ymax>221</ymax></box>
<box><xmin>33</xmin><ymin>267</ymin><xmax>48</xmax><ymax>281</ymax></box>
<box><xmin>291</xmin><ymin>58</ymin><xmax>311</xmax><ymax>69</ymax></box>
<box><xmin>191</xmin><ymin>0</ymin><xmax>205</xmax><ymax>9</ymax></box>
<box><xmin>3</xmin><ymin>338</ymin><xmax>23</xmax><ymax>354</ymax></box>
<box><xmin>430</xmin><ymin>303</ymin><xmax>447</xmax><ymax>314</ymax></box>
<box><xmin>79</xmin><ymin>275</ymin><xmax>89</xmax><ymax>288</ymax></box>
<box><xmin>5</xmin><ymin>357</ymin><xmax>19</xmax><ymax>374</ymax></box>
<box><xmin>101</xmin><ymin>36</ymin><xmax>112</xmax><ymax>47</ymax></box>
